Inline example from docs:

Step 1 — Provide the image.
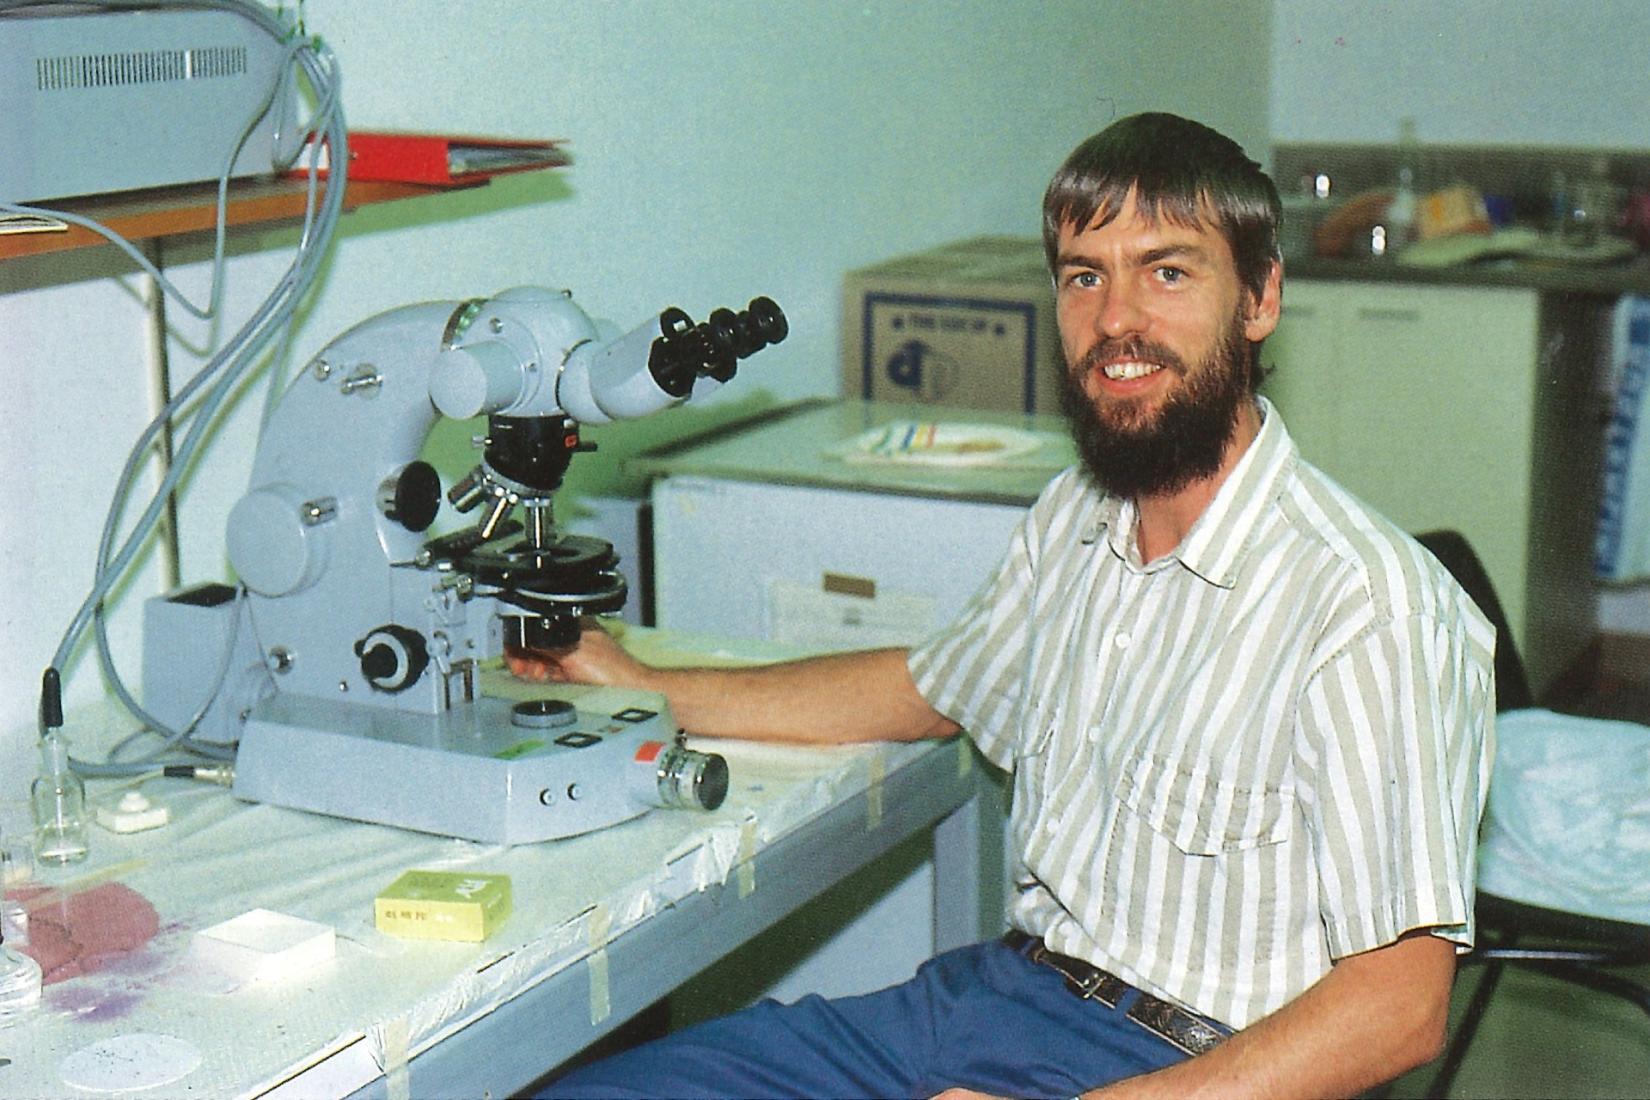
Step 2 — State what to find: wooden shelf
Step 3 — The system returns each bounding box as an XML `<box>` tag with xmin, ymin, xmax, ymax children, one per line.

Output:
<box><xmin>0</xmin><ymin>174</ymin><xmax>478</xmax><ymax>261</ymax></box>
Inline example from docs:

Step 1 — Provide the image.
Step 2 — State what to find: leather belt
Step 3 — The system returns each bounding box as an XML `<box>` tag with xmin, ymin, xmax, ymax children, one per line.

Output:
<box><xmin>1003</xmin><ymin>931</ymin><xmax>1228</xmax><ymax>1057</ymax></box>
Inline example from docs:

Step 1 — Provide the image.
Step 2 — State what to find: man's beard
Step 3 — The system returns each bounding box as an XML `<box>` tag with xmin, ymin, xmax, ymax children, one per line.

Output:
<box><xmin>1057</xmin><ymin>313</ymin><xmax>1252</xmax><ymax>500</ymax></box>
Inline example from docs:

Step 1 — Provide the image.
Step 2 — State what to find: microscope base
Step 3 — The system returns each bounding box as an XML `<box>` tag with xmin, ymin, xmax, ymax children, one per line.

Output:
<box><xmin>232</xmin><ymin>692</ymin><xmax>683</xmax><ymax>844</ymax></box>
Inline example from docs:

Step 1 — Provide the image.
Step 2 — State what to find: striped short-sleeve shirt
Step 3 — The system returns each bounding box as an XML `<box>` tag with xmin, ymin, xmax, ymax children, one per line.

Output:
<box><xmin>909</xmin><ymin>398</ymin><xmax>1495</xmax><ymax>1030</ymax></box>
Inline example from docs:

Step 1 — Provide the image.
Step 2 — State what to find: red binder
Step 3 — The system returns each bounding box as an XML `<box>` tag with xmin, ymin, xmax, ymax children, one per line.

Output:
<box><xmin>303</xmin><ymin>132</ymin><xmax>570</xmax><ymax>186</ymax></box>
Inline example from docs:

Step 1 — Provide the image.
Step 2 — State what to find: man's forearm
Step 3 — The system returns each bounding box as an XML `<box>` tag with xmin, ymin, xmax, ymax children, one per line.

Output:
<box><xmin>1091</xmin><ymin>931</ymin><xmax>1455</xmax><ymax>1100</ymax></box>
<box><xmin>647</xmin><ymin>648</ymin><xmax>961</xmax><ymax>745</ymax></box>
<box><xmin>508</xmin><ymin>624</ymin><xmax>959</xmax><ymax>746</ymax></box>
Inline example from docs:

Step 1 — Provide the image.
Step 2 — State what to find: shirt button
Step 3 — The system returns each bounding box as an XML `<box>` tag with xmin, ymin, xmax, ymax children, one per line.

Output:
<box><xmin>1045</xmin><ymin>818</ymin><xmax>1061</xmax><ymax>836</ymax></box>
<box><xmin>1087</xmin><ymin>728</ymin><xmax>1100</xmax><ymax>744</ymax></box>
<box><xmin>1114</xmin><ymin>633</ymin><xmax>1132</xmax><ymax>649</ymax></box>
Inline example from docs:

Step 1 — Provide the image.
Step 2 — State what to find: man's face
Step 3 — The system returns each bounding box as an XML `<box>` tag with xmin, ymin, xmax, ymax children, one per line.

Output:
<box><xmin>1051</xmin><ymin>192</ymin><xmax>1279</xmax><ymax>499</ymax></box>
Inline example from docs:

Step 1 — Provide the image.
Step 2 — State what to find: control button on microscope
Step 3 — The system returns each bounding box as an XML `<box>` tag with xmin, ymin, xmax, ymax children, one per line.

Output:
<box><xmin>378</xmin><ymin>460</ymin><xmax>442</xmax><ymax>532</ymax></box>
<box><xmin>612</xmin><ymin>707</ymin><xmax>658</xmax><ymax>723</ymax></box>
<box><xmin>553</xmin><ymin>731</ymin><xmax>602</xmax><ymax>749</ymax></box>
<box><xmin>511</xmin><ymin>699</ymin><xmax>578</xmax><ymax>729</ymax></box>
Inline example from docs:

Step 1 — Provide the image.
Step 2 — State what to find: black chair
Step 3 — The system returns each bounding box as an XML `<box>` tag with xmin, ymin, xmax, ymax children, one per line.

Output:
<box><xmin>1415</xmin><ymin>530</ymin><xmax>1650</xmax><ymax>1095</ymax></box>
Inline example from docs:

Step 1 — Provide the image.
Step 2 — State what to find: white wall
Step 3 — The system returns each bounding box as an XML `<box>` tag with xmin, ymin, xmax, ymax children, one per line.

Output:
<box><xmin>1270</xmin><ymin>0</ymin><xmax>1650</xmax><ymax>147</ymax></box>
<box><xmin>0</xmin><ymin>1</ymin><xmax>1271</xmax><ymax>785</ymax></box>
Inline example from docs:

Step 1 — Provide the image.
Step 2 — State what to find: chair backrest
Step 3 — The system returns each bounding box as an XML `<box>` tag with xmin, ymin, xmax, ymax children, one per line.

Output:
<box><xmin>1414</xmin><ymin>529</ymin><xmax>1535</xmax><ymax>713</ymax></box>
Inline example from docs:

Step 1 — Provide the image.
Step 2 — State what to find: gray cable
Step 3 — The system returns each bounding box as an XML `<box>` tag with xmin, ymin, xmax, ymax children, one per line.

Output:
<box><xmin>9</xmin><ymin>0</ymin><xmax>350</xmax><ymax>773</ymax></box>
<box><xmin>79</xmin><ymin>37</ymin><xmax>346</xmax><ymax>771</ymax></box>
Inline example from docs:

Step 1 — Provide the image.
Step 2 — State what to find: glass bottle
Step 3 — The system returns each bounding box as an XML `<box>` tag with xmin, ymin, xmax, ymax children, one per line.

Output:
<box><xmin>32</xmin><ymin>734</ymin><xmax>89</xmax><ymax>865</ymax></box>
<box><xmin>1384</xmin><ymin>117</ymin><xmax>1420</xmax><ymax>253</ymax></box>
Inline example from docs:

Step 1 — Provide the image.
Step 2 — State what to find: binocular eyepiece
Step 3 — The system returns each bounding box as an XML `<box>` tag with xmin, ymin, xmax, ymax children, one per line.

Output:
<box><xmin>650</xmin><ymin>296</ymin><xmax>788</xmax><ymax>396</ymax></box>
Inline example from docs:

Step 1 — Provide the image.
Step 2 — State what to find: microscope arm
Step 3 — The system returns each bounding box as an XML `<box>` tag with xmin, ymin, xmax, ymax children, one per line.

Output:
<box><xmin>223</xmin><ymin>285</ymin><xmax>785</xmax><ymax>715</ymax></box>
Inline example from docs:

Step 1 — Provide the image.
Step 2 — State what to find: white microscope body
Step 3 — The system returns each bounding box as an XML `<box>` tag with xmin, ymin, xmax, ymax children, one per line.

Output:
<box><xmin>143</xmin><ymin>286</ymin><xmax>787</xmax><ymax>843</ymax></box>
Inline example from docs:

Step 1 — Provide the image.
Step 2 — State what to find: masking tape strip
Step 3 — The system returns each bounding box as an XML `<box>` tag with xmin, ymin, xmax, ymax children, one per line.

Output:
<box><xmin>383</xmin><ymin>1015</ymin><xmax>410</xmax><ymax>1100</ymax></box>
<box><xmin>737</xmin><ymin>817</ymin><xmax>757</xmax><ymax>898</ymax></box>
<box><xmin>587</xmin><ymin>904</ymin><xmax>612</xmax><ymax>1026</ymax></box>
<box><xmin>867</xmin><ymin>749</ymin><xmax>885</xmax><ymax>830</ymax></box>
<box><xmin>957</xmin><ymin>736</ymin><xmax>973</xmax><ymax>777</ymax></box>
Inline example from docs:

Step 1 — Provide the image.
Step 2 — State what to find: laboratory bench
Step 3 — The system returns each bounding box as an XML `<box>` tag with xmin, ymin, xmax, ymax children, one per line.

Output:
<box><xmin>0</xmin><ymin>632</ymin><xmax>988</xmax><ymax>1099</ymax></box>
<box><xmin>630</xmin><ymin>397</ymin><xmax>1075</xmax><ymax>686</ymax></box>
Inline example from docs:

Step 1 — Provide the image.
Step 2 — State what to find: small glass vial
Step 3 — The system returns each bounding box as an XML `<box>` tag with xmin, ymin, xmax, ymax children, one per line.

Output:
<box><xmin>32</xmin><ymin>735</ymin><xmax>89</xmax><ymax>865</ymax></box>
<box><xmin>0</xmin><ymin>932</ymin><xmax>41</xmax><ymax>1027</ymax></box>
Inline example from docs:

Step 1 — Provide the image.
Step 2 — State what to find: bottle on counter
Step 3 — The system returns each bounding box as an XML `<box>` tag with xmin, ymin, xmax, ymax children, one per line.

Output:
<box><xmin>32</xmin><ymin>733</ymin><xmax>89</xmax><ymax>865</ymax></box>
<box><xmin>1379</xmin><ymin>117</ymin><xmax>1421</xmax><ymax>257</ymax></box>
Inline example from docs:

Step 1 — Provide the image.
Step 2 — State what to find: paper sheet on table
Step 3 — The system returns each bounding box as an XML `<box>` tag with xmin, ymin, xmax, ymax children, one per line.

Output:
<box><xmin>827</xmin><ymin>420</ymin><xmax>1068</xmax><ymax>468</ymax></box>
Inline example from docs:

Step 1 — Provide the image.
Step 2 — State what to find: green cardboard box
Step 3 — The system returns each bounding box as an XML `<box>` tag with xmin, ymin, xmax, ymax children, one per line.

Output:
<box><xmin>375</xmin><ymin>870</ymin><xmax>512</xmax><ymax>942</ymax></box>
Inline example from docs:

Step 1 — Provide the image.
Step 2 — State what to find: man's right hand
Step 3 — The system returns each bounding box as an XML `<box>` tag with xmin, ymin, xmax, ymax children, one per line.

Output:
<box><xmin>504</xmin><ymin>618</ymin><xmax>653</xmax><ymax>690</ymax></box>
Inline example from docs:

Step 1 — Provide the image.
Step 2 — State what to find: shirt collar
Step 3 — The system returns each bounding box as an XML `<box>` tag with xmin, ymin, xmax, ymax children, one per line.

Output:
<box><xmin>1088</xmin><ymin>396</ymin><xmax>1298</xmax><ymax>588</ymax></box>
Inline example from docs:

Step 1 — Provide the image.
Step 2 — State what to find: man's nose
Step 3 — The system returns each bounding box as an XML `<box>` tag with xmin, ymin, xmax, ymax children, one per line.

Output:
<box><xmin>1096</xmin><ymin>280</ymin><xmax>1146</xmax><ymax>339</ymax></box>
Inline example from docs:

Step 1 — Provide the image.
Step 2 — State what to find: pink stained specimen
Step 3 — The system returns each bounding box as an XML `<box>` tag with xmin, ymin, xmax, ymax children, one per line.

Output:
<box><xmin>10</xmin><ymin>882</ymin><xmax>161</xmax><ymax>985</ymax></box>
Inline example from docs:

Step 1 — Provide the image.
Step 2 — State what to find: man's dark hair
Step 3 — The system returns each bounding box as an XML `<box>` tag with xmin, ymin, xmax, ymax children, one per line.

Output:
<box><xmin>1042</xmin><ymin>112</ymin><xmax>1282</xmax><ymax>321</ymax></box>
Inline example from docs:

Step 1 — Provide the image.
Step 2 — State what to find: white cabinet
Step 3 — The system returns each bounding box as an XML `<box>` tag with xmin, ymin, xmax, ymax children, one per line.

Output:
<box><xmin>1262</xmin><ymin>280</ymin><xmax>1606</xmax><ymax>695</ymax></box>
<box><xmin>653</xmin><ymin>478</ymin><xmax>1027</xmax><ymax>650</ymax></box>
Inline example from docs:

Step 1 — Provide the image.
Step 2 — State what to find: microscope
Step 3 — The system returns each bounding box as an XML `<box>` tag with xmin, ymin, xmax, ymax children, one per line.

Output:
<box><xmin>141</xmin><ymin>286</ymin><xmax>786</xmax><ymax>843</ymax></box>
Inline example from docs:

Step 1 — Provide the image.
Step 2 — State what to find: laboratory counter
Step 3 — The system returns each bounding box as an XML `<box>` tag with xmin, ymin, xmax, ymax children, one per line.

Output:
<box><xmin>1287</xmin><ymin>253</ymin><xmax>1650</xmax><ymax>298</ymax></box>
<box><xmin>0</xmin><ymin>631</ymin><xmax>987</xmax><ymax>1099</ymax></box>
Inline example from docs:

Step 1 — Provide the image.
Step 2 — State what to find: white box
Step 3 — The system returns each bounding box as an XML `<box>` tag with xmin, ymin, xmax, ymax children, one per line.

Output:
<box><xmin>191</xmin><ymin>909</ymin><xmax>335</xmax><ymax>984</ymax></box>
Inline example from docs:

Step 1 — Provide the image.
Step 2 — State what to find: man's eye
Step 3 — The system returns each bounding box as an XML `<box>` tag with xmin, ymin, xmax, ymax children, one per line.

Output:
<box><xmin>1066</xmin><ymin>271</ymin><xmax>1100</xmax><ymax>289</ymax></box>
<box><xmin>1155</xmin><ymin>266</ymin><xmax>1186</xmax><ymax>285</ymax></box>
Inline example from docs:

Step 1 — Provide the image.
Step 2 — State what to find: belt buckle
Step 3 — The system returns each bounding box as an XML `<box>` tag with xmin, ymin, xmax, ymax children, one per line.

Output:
<box><xmin>1067</xmin><ymin>968</ymin><xmax>1119</xmax><ymax>1008</ymax></box>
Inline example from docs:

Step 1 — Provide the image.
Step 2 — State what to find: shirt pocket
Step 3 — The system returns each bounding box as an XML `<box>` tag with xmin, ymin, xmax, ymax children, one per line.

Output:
<box><xmin>1113</xmin><ymin>753</ymin><xmax>1293</xmax><ymax>856</ymax></box>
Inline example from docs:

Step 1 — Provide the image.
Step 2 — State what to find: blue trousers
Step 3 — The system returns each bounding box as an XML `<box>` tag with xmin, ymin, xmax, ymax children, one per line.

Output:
<box><xmin>543</xmin><ymin>939</ymin><xmax>1221</xmax><ymax>1099</ymax></box>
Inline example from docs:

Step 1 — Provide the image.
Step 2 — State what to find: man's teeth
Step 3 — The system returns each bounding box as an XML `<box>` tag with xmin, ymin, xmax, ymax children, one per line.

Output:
<box><xmin>1102</xmin><ymin>361</ymin><xmax>1161</xmax><ymax>381</ymax></box>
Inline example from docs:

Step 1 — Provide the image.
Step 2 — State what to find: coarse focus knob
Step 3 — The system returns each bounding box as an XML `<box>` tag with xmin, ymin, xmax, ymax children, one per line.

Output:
<box><xmin>353</xmin><ymin>624</ymin><xmax>430</xmax><ymax>693</ymax></box>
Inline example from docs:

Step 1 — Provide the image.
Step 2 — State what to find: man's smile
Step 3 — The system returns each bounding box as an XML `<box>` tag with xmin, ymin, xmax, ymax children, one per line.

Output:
<box><xmin>1080</xmin><ymin>338</ymin><xmax>1187</xmax><ymax>395</ymax></box>
<box><xmin>1100</xmin><ymin>359</ymin><xmax>1164</xmax><ymax>382</ymax></box>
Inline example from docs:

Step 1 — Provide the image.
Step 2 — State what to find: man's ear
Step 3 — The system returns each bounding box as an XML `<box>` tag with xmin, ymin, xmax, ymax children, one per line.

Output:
<box><xmin>1243</xmin><ymin>260</ymin><xmax>1283</xmax><ymax>342</ymax></box>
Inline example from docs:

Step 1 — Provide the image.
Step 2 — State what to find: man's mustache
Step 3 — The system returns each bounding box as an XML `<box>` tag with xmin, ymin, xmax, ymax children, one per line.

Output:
<box><xmin>1077</xmin><ymin>338</ymin><xmax>1188</xmax><ymax>378</ymax></box>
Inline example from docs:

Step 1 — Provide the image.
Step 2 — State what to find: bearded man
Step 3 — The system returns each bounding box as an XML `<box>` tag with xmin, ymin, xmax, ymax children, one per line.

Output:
<box><xmin>519</xmin><ymin>113</ymin><xmax>1495</xmax><ymax>1100</ymax></box>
